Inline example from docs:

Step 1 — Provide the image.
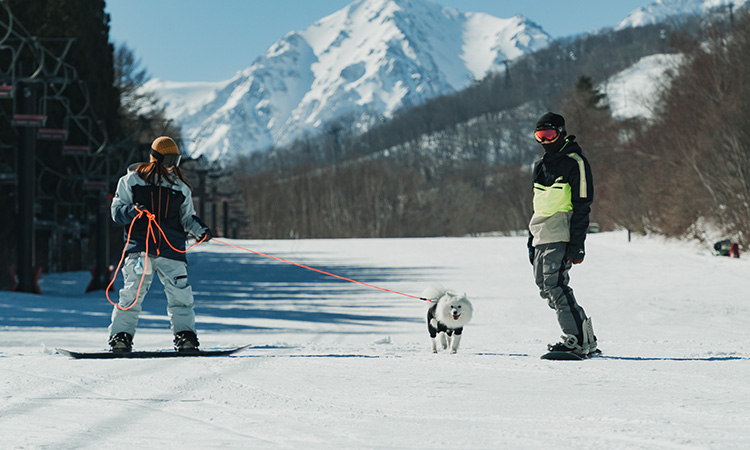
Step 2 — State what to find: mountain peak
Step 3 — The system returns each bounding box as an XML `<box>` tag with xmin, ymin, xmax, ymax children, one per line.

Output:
<box><xmin>159</xmin><ymin>0</ymin><xmax>551</xmax><ymax>160</ymax></box>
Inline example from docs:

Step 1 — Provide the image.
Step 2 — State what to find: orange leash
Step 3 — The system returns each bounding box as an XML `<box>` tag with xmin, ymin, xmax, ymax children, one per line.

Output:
<box><xmin>211</xmin><ymin>238</ymin><xmax>432</xmax><ymax>302</ymax></box>
<box><xmin>106</xmin><ymin>208</ymin><xmax>208</xmax><ymax>311</ymax></box>
<box><xmin>106</xmin><ymin>208</ymin><xmax>431</xmax><ymax>311</ymax></box>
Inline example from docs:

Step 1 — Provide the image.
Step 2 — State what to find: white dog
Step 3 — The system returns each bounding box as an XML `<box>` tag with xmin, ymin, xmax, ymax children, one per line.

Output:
<box><xmin>422</xmin><ymin>284</ymin><xmax>473</xmax><ymax>354</ymax></box>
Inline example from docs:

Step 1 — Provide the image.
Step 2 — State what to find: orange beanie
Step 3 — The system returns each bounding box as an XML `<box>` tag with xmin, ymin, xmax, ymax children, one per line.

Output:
<box><xmin>150</xmin><ymin>136</ymin><xmax>179</xmax><ymax>162</ymax></box>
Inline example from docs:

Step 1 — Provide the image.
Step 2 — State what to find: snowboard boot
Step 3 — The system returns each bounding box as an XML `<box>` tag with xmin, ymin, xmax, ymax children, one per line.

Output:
<box><xmin>547</xmin><ymin>318</ymin><xmax>598</xmax><ymax>357</ymax></box>
<box><xmin>109</xmin><ymin>332</ymin><xmax>133</xmax><ymax>353</ymax></box>
<box><xmin>174</xmin><ymin>330</ymin><xmax>200</xmax><ymax>352</ymax></box>
<box><xmin>547</xmin><ymin>334</ymin><xmax>586</xmax><ymax>357</ymax></box>
<box><xmin>582</xmin><ymin>317</ymin><xmax>597</xmax><ymax>355</ymax></box>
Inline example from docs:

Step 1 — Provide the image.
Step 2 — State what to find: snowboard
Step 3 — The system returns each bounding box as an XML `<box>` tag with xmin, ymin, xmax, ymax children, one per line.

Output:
<box><xmin>56</xmin><ymin>344</ymin><xmax>252</xmax><ymax>359</ymax></box>
<box><xmin>541</xmin><ymin>349</ymin><xmax>602</xmax><ymax>361</ymax></box>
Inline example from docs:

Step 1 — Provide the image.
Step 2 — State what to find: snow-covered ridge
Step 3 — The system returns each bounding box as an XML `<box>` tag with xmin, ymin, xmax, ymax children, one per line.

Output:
<box><xmin>616</xmin><ymin>0</ymin><xmax>747</xmax><ymax>30</ymax></box>
<box><xmin>603</xmin><ymin>53</ymin><xmax>684</xmax><ymax>120</ymax></box>
<box><xmin>143</xmin><ymin>78</ymin><xmax>230</xmax><ymax>118</ymax></box>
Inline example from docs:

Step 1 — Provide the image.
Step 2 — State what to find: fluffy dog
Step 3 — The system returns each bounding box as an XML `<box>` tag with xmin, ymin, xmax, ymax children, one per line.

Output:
<box><xmin>422</xmin><ymin>284</ymin><xmax>473</xmax><ymax>354</ymax></box>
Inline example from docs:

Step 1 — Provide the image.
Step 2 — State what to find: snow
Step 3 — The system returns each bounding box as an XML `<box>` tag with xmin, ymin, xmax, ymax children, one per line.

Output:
<box><xmin>142</xmin><ymin>78</ymin><xmax>231</xmax><ymax>118</ymax></box>
<box><xmin>603</xmin><ymin>53</ymin><xmax>684</xmax><ymax>120</ymax></box>
<box><xmin>463</xmin><ymin>13</ymin><xmax>551</xmax><ymax>80</ymax></box>
<box><xmin>143</xmin><ymin>0</ymin><xmax>750</xmax><ymax>161</ymax></box>
<box><xmin>616</xmin><ymin>0</ymin><xmax>748</xmax><ymax>30</ymax></box>
<box><xmin>149</xmin><ymin>0</ymin><xmax>551</xmax><ymax>159</ymax></box>
<box><xmin>2</xmin><ymin>231</ymin><xmax>750</xmax><ymax>449</ymax></box>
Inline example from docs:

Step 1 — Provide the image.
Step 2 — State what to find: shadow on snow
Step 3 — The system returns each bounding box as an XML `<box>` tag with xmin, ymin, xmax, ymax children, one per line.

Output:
<box><xmin>597</xmin><ymin>355</ymin><xmax>750</xmax><ymax>361</ymax></box>
<box><xmin>1</xmin><ymin>249</ymin><xmax>433</xmax><ymax>332</ymax></box>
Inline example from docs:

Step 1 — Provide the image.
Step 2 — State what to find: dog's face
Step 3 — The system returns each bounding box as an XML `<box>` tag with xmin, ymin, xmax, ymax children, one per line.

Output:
<box><xmin>437</xmin><ymin>292</ymin><xmax>473</xmax><ymax>327</ymax></box>
<box><xmin>447</xmin><ymin>300</ymin><xmax>465</xmax><ymax>321</ymax></box>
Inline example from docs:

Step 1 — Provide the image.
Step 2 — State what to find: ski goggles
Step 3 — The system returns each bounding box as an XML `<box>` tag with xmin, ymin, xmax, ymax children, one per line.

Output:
<box><xmin>534</xmin><ymin>128</ymin><xmax>559</xmax><ymax>143</ymax></box>
<box><xmin>150</xmin><ymin>148</ymin><xmax>182</xmax><ymax>167</ymax></box>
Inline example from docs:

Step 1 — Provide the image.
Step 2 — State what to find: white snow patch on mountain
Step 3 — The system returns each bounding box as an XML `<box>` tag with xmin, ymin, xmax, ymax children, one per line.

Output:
<box><xmin>616</xmin><ymin>0</ymin><xmax>747</xmax><ymax>30</ymax></box>
<box><xmin>462</xmin><ymin>13</ymin><xmax>550</xmax><ymax>80</ymax></box>
<box><xmin>603</xmin><ymin>53</ymin><xmax>684</xmax><ymax>120</ymax></box>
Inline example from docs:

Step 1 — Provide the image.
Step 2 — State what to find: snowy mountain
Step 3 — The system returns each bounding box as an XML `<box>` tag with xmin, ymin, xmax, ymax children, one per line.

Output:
<box><xmin>153</xmin><ymin>0</ymin><xmax>551</xmax><ymax>160</ymax></box>
<box><xmin>615</xmin><ymin>0</ymin><xmax>747</xmax><ymax>30</ymax></box>
<box><xmin>152</xmin><ymin>0</ymin><xmax>746</xmax><ymax>162</ymax></box>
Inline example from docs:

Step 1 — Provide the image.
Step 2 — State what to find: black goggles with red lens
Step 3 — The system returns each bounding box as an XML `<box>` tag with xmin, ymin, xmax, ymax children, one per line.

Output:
<box><xmin>534</xmin><ymin>128</ymin><xmax>559</xmax><ymax>143</ymax></box>
<box><xmin>151</xmin><ymin>149</ymin><xmax>182</xmax><ymax>167</ymax></box>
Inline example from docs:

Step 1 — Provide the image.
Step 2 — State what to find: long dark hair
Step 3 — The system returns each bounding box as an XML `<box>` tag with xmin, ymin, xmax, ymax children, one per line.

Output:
<box><xmin>135</xmin><ymin>162</ymin><xmax>193</xmax><ymax>191</ymax></box>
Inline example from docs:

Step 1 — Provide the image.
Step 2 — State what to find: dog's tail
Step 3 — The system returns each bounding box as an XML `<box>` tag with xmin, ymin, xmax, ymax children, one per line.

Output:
<box><xmin>420</xmin><ymin>283</ymin><xmax>448</xmax><ymax>302</ymax></box>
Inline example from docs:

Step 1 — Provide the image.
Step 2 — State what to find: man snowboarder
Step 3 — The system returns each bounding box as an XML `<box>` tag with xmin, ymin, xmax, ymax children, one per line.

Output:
<box><xmin>527</xmin><ymin>112</ymin><xmax>597</xmax><ymax>357</ymax></box>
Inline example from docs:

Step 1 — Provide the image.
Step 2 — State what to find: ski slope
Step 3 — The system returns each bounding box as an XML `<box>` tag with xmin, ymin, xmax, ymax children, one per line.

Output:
<box><xmin>1</xmin><ymin>231</ymin><xmax>749</xmax><ymax>449</ymax></box>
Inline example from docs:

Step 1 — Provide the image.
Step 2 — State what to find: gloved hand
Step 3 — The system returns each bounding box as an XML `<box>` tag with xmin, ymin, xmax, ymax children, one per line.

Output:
<box><xmin>527</xmin><ymin>235</ymin><xmax>535</xmax><ymax>265</ymax></box>
<box><xmin>568</xmin><ymin>244</ymin><xmax>585</xmax><ymax>264</ymax></box>
<box><xmin>130</xmin><ymin>203</ymin><xmax>145</xmax><ymax>219</ymax></box>
<box><xmin>133</xmin><ymin>203</ymin><xmax>156</xmax><ymax>221</ymax></box>
<box><xmin>199</xmin><ymin>228</ymin><xmax>213</xmax><ymax>242</ymax></box>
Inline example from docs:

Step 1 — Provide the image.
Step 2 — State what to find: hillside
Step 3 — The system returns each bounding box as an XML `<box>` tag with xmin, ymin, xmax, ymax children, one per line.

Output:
<box><xmin>241</xmin><ymin>18</ymin><xmax>683</xmax><ymax>174</ymax></box>
<box><xmin>230</xmin><ymin>21</ymin><xmax>681</xmax><ymax>239</ymax></box>
<box><xmin>230</xmin><ymin>0</ymin><xmax>750</xmax><ymax>241</ymax></box>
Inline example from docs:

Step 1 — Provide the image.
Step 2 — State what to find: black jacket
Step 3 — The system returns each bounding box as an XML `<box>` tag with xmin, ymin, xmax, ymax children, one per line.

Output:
<box><xmin>529</xmin><ymin>136</ymin><xmax>593</xmax><ymax>256</ymax></box>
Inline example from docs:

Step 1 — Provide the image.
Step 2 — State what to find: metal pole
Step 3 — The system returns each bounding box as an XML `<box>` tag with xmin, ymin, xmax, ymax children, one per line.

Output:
<box><xmin>88</xmin><ymin>145</ymin><xmax>113</xmax><ymax>291</ymax></box>
<box><xmin>87</xmin><ymin>192</ymin><xmax>109</xmax><ymax>291</ymax></box>
<box><xmin>16</xmin><ymin>81</ymin><xmax>38</xmax><ymax>293</ymax></box>
<box><xmin>223</xmin><ymin>201</ymin><xmax>229</xmax><ymax>239</ymax></box>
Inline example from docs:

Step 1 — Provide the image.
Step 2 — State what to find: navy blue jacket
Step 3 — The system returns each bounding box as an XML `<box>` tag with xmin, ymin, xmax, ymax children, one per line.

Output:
<box><xmin>111</xmin><ymin>164</ymin><xmax>208</xmax><ymax>262</ymax></box>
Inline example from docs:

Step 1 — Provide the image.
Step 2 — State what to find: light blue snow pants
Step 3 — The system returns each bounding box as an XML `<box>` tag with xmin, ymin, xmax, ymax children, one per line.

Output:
<box><xmin>109</xmin><ymin>253</ymin><xmax>196</xmax><ymax>338</ymax></box>
<box><xmin>532</xmin><ymin>242</ymin><xmax>588</xmax><ymax>339</ymax></box>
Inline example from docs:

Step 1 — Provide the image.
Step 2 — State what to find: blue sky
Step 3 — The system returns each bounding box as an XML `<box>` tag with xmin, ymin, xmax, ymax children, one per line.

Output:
<box><xmin>105</xmin><ymin>0</ymin><xmax>651</xmax><ymax>82</ymax></box>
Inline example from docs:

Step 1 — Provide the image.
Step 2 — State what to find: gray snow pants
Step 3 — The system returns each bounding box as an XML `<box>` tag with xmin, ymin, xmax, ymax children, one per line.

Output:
<box><xmin>109</xmin><ymin>253</ymin><xmax>197</xmax><ymax>338</ymax></box>
<box><xmin>533</xmin><ymin>242</ymin><xmax>588</xmax><ymax>339</ymax></box>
